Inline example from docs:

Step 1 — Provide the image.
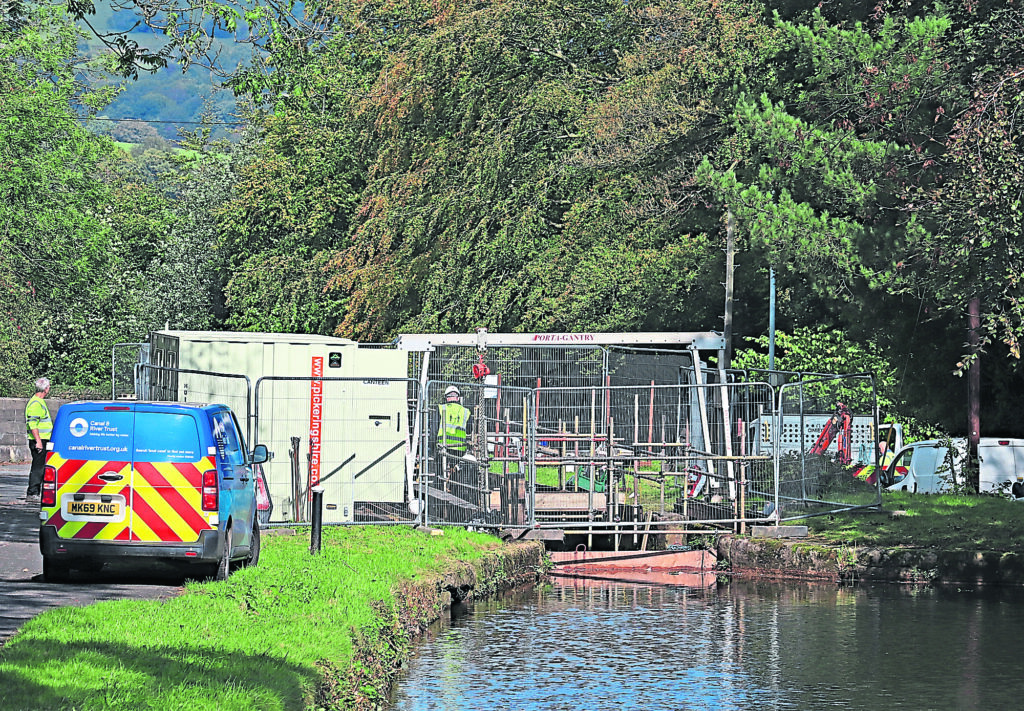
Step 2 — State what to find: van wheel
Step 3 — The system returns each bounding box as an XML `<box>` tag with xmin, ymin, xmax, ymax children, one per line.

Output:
<box><xmin>215</xmin><ymin>526</ymin><xmax>232</xmax><ymax>581</ymax></box>
<box><xmin>43</xmin><ymin>556</ymin><xmax>70</xmax><ymax>583</ymax></box>
<box><xmin>243</xmin><ymin>522</ymin><xmax>261</xmax><ymax>568</ymax></box>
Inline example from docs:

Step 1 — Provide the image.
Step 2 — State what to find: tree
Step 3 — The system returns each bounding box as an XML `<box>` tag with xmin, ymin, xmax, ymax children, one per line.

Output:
<box><xmin>330</xmin><ymin>0</ymin><xmax>776</xmax><ymax>339</ymax></box>
<box><xmin>898</xmin><ymin>7</ymin><xmax>1024</xmax><ymax>365</ymax></box>
<box><xmin>138</xmin><ymin>131</ymin><xmax>240</xmax><ymax>332</ymax></box>
<box><xmin>733</xmin><ymin>326</ymin><xmax>901</xmax><ymax>410</ymax></box>
<box><xmin>0</xmin><ymin>2</ymin><xmax>183</xmax><ymax>391</ymax></box>
<box><xmin>0</xmin><ymin>3</ymin><xmax>121</xmax><ymax>390</ymax></box>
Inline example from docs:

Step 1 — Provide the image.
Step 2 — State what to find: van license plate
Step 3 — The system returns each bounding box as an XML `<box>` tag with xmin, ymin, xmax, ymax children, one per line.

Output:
<box><xmin>68</xmin><ymin>501</ymin><xmax>121</xmax><ymax>517</ymax></box>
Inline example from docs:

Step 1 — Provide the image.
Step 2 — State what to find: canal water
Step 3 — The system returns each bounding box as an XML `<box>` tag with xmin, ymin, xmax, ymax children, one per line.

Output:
<box><xmin>390</xmin><ymin>576</ymin><xmax>1024</xmax><ymax>710</ymax></box>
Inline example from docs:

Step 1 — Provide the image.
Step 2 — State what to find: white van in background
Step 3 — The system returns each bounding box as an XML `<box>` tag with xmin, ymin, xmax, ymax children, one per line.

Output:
<box><xmin>884</xmin><ymin>438</ymin><xmax>1024</xmax><ymax>496</ymax></box>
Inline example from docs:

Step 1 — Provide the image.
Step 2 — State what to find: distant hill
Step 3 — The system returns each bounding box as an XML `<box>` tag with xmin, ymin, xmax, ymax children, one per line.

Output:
<box><xmin>81</xmin><ymin>4</ymin><xmax>250</xmax><ymax>142</ymax></box>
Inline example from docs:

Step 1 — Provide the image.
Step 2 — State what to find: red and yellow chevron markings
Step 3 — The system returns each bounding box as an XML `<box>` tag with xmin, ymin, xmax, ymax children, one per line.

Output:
<box><xmin>130</xmin><ymin>460</ymin><xmax>213</xmax><ymax>542</ymax></box>
<box><xmin>42</xmin><ymin>454</ymin><xmax>216</xmax><ymax>544</ymax></box>
<box><xmin>43</xmin><ymin>455</ymin><xmax>132</xmax><ymax>541</ymax></box>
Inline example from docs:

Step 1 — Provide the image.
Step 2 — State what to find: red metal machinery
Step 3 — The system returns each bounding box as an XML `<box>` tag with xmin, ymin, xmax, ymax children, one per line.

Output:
<box><xmin>809</xmin><ymin>403</ymin><xmax>854</xmax><ymax>465</ymax></box>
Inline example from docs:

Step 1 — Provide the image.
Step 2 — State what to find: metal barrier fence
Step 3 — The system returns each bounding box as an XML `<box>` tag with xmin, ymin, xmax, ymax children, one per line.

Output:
<box><xmin>419</xmin><ymin>380</ymin><xmax>535</xmax><ymax>527</ymax></box>
<box><xmin>534</xmin><ymin>382</ymin><xmax>777</xmax><ymax>530</ymax></box>
<box><xmin>409</xmin><ymin>344</ymin><xmax>606</xmax><ymax>392</ymax></box>
<box><xmin>138</xmin><ymin>364</ymin><xmax>252</xmax><ymax>440</ymax></box>
<box><xmin>112</xmin><ymin>343</ymin><xmax>148</xmax><ymax>399</ymax></box>
<box><xmin>774</xmin><ymin>374</ymin><xmax>882</xmax><ymax>519</ymax></box>
<box><xmin>606</xmin><ymin>346</ymin><xmax>708</xmax><ymax>388</ymax></box>
<box><xmin>253</xmin><ymin>376</ymin><xmax>419</xmax><ymax>526</ymax></box>
<box><xmin>418</xmin><ymin>379</ymin><xmax>781</xmax><ymax>534</ymax></box>
<box><xmin>122</xmin><ymin>350</ymin><xmax>881</xmax><ymax>539</ymax></box>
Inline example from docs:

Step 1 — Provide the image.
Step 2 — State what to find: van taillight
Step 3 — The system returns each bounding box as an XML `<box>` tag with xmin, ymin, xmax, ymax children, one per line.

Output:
<box><xmin>202</xmin><ymin>470</ymin><xmax>218</xmax><ymax>511</ymax></box>
<box><xmin>256</xmin><ymin>471</ymin><xmax>271</xmax><ymax>512</ymax></box>
<box><xmin>42</xmin><ymin>466</ymin><xmax>57</xmax><ymax>507</ymax></box>
<box><xmin>999</xmin><ymin>440</ymin><xmax>1010</xmax><ymax>446</ymax></box>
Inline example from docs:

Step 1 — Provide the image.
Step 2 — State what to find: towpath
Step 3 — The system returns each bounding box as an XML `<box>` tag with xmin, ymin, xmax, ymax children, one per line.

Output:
<box><xmin>0</xmin><ymin>463</ymin><xmax>182</xmax><ymax>647</ymax></box>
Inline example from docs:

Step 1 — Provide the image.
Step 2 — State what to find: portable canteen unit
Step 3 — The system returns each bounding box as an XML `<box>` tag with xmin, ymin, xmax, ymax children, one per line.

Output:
<box><xmin>146</xmin><ymin>331</ymin><xmax>409</xmax><ymax>523</ymax></box>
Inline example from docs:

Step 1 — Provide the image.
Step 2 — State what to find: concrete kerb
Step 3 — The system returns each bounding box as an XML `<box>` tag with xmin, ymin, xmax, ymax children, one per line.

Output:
<box><xmin>718</xmin><ymin>534</ymin><xmax>1024</xmax><ymax>586</ymax></box>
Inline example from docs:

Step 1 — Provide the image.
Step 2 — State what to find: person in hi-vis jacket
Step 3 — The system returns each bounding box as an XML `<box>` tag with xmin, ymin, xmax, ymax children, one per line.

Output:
<box><xmin>25</xmin><ymin>377</ymin><xmax>52</xmax><ymax>498</ymax></box>
<box><xmin>432</xmin><ymin>385</ymin><xmax>476</xmax><ymax>501</ymax></box>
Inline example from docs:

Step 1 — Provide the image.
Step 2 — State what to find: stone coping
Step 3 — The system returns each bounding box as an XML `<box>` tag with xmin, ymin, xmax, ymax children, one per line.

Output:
<box><xmin>718</xmin><ymin>535</ymin><xmax>1024</xmax><ymax>586</ymax></box>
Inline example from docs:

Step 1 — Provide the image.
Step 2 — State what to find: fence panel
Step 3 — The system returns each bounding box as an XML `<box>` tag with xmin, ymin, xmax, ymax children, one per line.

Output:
<box><xmin>410</xmin><ymin>345</ymin><xmax>605</xmax><ymax>392</ymax></box>
<box><xmin>774</xmin><ymin>374</ymin><xmax>882</xmax><ymax>519</ymax></box>
<box><xmin>112</xmin><ymin>343</ymin><xmax>149</xmax><ymax>399</ymax></box>
<box><xmin>528</xmin><ymin>382</ymin><xmax>777</xmax><ymax>531</ymax></box>
<box><xmin>421</xmin><ymin>380</ymin><xmax>535</xmax><ymax>527</ymax></box>
<box><xmin>606</xmin><ymin>346</ymin><xmax>700</xmax><ymax>388</ymax></box>
<box><xmin>417</xmin><ymin>380</ymin><xmax>781</xmax><ymax>532</ymax></box>
<box><xmin>255</xmin><ymin>376</ymin><xmax>419</xmax><ymax>526</ymax></box>
<box><xmin>138</xmin><ymin>365</ymin><xmax>251</xmax><ymax>437</ymax></box>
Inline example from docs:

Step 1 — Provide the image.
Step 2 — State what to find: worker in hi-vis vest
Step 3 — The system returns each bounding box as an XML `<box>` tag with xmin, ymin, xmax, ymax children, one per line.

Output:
<box><xmin>433</xmin><ymin>385</ymin><xmax>475</xmax><ymax>501</ymax></box>
<box><xmin>437</xmin><ymin>385</ymin><xmax>472</xmax><ymax>454</ymax></box>
<box><xmin>879</xmin><ymin>440</ymin><xmax>895</xmax><ymax>469</ymax></box>
<box><xmin>25</xmin><ymin>376</ymin><xmax>53</xmax><ymax>498</ymax></box>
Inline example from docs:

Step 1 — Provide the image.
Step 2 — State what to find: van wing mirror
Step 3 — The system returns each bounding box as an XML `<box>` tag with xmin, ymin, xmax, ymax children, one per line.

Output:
<box><xmin>251</xmin><ymin>444</ymin><xmax>271</xmax><ymax>464</ymax></box>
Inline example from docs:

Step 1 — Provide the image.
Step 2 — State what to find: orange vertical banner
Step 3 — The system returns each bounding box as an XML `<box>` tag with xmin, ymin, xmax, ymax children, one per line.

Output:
<box><xmin>308</xmin><ymin>356</ymin><xmax>324</xmax><ymax>487</ymax></box>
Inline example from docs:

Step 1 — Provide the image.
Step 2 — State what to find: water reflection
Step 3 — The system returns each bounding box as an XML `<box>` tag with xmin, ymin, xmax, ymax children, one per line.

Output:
<box><xmin>390</xmin><ymin>578</ymin><xmax>1024</xmax><ymax>710</ymax></box>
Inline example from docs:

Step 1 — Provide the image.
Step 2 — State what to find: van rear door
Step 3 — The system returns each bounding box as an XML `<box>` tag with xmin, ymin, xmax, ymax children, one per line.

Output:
<box><xmin>45</xmin><ymin>405</ymin><xmax>135</xmax><ymax>542</ymax></box>
<box><xmin>129</xmin><ymin>409</ymin><xmax>215</xmax><ymax>543</ymax></box>
<box><xmin>978</xmin><ymin>439</ymin><xmax>1024</xmax><ymax>493</ymax></box>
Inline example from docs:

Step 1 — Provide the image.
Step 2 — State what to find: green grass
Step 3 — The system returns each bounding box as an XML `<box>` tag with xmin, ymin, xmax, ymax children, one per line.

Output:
<box><xmin>0</xmin><ymin>526</ymin><xmax>501</xmax><ymax>711</ymax></box>
<box><xmin>533</xmin><ymin>464</ymin><xmax>673</xmax><ymax>504</ymax></box>
<box><xmin>792</xmin><ymin>491</ymin><xmax>1024</xmax><ymax>551</ymax></box>
<box><xmin>493</xmin><ymin>461</ymin><xmax>678</xmax><ymax>508</ymax></box>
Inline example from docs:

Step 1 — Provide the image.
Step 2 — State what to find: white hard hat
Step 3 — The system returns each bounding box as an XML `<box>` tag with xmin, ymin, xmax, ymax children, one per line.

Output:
<box><xmin>444</xmin><ymin>385</ymin><xmax>460</xmax><ymax>400</ymax></box>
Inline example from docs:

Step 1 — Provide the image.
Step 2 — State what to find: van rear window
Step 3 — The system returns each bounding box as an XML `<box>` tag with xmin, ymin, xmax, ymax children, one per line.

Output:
<box><xmin>60</xmin><ymin>411</ymin><xmax>133</xmax><ymax>459</ymax></box>
<box><xmin>133</xmin><ymin>413</ymin><xmax>202</xmax><ymax>463</ymax></box>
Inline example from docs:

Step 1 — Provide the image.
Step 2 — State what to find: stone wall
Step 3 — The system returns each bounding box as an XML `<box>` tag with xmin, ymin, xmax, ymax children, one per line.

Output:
<box><xmin>0</xmin><ymin>398</ymin><xmax>70</xmax><ymax>463</ymax></box>
<box><xmin>718</xmin><ymin>534</ymin><xmax>1024</xmax><ymax>586</ymax></box>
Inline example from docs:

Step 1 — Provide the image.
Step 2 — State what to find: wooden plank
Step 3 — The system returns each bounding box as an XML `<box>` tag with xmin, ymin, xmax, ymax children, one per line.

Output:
<box><xmin>535</xmin><ymin>491</ymin><xmax>607</xmax><ymax>511</ymax></box>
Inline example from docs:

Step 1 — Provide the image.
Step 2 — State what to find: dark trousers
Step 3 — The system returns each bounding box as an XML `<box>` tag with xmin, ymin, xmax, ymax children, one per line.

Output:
<box><xmin>27</xmin><ymin>440</ymin><xmax>47</xmax><ymax>495</ymax></box>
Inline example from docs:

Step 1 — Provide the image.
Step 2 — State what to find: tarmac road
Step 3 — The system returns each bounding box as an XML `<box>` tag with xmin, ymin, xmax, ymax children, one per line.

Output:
<box><xmin>0</xmin><ymin>463</ymin><xmax>184</xmax><ymax>648</ymax></box>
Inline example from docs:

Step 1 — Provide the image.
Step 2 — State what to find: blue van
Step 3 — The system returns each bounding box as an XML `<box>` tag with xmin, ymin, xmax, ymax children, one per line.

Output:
<box><xmin>39</xmin><ymin>401</ymin><xmax>268</xmax><ymax>582</ymax></box>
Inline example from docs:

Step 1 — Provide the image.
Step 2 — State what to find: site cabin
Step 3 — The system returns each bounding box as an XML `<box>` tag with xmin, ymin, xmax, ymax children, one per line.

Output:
<box><xmin>146</xmin><ymin>330</ymin><xmax>408</xmax><ymax>524</ymax></box>
<box><xmin>885</xmin><ymin>437</ymin><xmax>1024</xmax><ymax>496</ymax></box>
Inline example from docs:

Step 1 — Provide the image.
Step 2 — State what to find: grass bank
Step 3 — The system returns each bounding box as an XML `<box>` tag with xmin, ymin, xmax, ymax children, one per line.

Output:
<box><xmin>793</xmin><ymin>491</ymin><xmax>1024</xmax><ymax>551</ymax></box>
<box><xmin>0</xmin><ymin>526</ymin><xmax>537</xmax><ymax>711</ymax></box>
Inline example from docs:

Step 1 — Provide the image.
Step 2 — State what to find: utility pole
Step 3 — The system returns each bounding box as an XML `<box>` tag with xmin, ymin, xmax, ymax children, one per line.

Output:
<box><xmin>968</xmin><ymin>296</ymin><xmax>981</xmax><ymax>491</ymax></box>
<box><xmin>723</xmin><ymin>209</ymin><xmax>735</xmax><ymax>369</ymax></box>
<box><xmin>768</xmin><ymin>268</ymin><xmax>776</xmax><ymax>372</ymax></box>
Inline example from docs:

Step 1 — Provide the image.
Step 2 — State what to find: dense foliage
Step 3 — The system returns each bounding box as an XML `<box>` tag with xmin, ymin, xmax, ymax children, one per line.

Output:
<box><xmin>1</xmin><ymin>0</ymin><xmax>1021</xmax><ymax>435</ymax></box>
